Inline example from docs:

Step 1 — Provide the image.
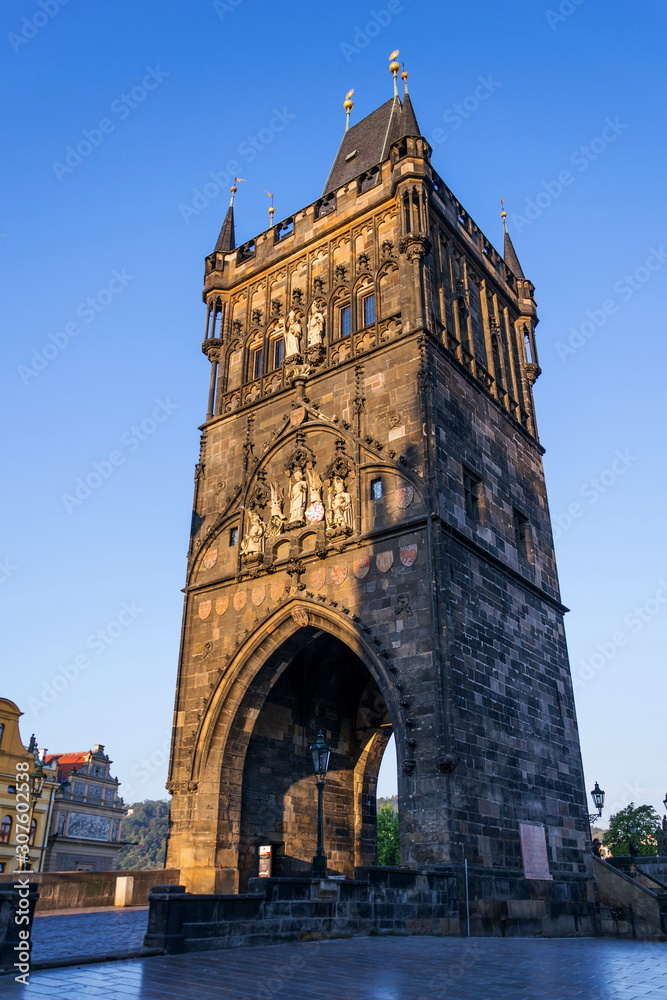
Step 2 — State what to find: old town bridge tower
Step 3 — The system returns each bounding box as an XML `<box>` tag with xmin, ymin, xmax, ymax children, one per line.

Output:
<box><xmin>166</xmin><ymin>62</ymin><xmax>594</xmax><ymax>921</ymax></box>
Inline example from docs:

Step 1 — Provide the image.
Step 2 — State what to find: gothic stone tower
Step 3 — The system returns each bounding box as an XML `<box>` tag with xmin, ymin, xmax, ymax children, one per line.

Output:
<box><xmin>166</xmin><ymin>70</ymin><xmax>595</xmax><ymax>925</ymax></box>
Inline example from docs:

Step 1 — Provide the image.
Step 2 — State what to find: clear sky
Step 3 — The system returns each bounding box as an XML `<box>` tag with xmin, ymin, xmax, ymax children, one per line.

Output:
<box><xmin>2</xmin><ymin>1</ymin><xmax>665</xmax><ymax>822</ymax></box>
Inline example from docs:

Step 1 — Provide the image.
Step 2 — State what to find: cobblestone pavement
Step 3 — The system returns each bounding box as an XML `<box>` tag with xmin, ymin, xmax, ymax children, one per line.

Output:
<box><xmin>4</xmin><ymin>935</ymin><xmax>667</xmax><ymax>999</ymax></box>
<box><xmin>31</xmin><ymin>906</ymin><xmax>149</xmax><ymax>964</ymax></box>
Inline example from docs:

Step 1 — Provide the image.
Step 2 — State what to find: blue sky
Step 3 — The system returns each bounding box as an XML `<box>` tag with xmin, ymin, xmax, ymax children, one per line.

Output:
<box><xmin>2</xmin><ymin>0</ymin><xmax>665</xmax><ymax>822</ymax></box>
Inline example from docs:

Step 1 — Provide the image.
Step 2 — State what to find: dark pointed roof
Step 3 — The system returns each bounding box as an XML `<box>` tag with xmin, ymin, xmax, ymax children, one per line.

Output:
<box><xmin>323</xmin><ymin>96</ymin><xmax>405</xmax><ymax>195</ymax></box>
<box><xmin>214</xmin><ymin>204</ymin><xmax>235</xmax><ymax>253</ymax></box>
<box><xmin>503</xmin><ymin>227</ymin><xmax>525</xmax><ymax>279</ymax></box>
<box><xmin>398</xmin><ymin>92</ymin><xmax>420</xmax><ymax>139</ymax></box>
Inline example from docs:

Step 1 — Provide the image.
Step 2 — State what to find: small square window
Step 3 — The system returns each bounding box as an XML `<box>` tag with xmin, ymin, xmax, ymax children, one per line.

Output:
<box><xmin>252</xmin><ymin>347</ymin><xmax>263</xmax><ymax>379</ymax></box>
<box><xmin>370</xmin><ymin>478</ymin><xmax>383</xmax><ymax>501</ymax></box>
<box><xmin>229</xmin><ymin>527</ymin><xmax>238</xmax><ymax>547</ymax></box>
<box><xmin>339</xmin><ymin>304</ymin><xmax>351</xmax><ymax>338</ymax></box>
<box><xmin>362</xmin><ymin>293</ymin><xmax>376</xmax><ymax>326</ymax></box>
<box><xmin>463</xmin><ymin>468</ymin><xmax>482</xmax><ymax>524</ymax></box>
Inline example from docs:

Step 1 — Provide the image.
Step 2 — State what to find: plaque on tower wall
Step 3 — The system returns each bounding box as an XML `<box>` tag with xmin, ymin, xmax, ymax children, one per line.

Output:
<box><xmin>519</xmin><ymin>823</ymin><xmax>553</xmax><ymax>880</ymax></box>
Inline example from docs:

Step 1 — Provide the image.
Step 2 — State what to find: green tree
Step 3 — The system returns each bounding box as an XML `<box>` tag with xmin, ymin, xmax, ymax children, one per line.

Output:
<box><xmin>377</xmin><ymin>802</ymin><xmax>400</xmax><ymax>865</ymax></box>
<box><xmin>118</xmin><ymin>800</ymin><xmax>170</xmax><ymax>870</ymax></box>
<box><xmin>602</xmin><ymin>803</ymin><xmax>660</xmax><ymax>857</ymax></box>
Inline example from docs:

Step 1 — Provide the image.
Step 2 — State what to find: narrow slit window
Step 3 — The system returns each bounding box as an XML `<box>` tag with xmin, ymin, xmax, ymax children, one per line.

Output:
<box><xmin>339</xmin><ymin>304</ymin><xmax>351</xmax><ymax>339</ymax></box>
<box><xmin>252</xmin><ymin>347</ymin><xmax>263</xmax><ymax>379</ymax></box>
<box><xmin>362</xmin><ymin>293</ymin><xmax>376</xmax><ymax>326</ymax></box>
<box><xmin>513</xmin><ymin>508</ymin><xmax>533</xmax><ymax>562</ymax></box>
<box><xmin>371</xmin><ymin>478</ymin><xmax>383</xmax><ymax>501</ymax></box>
<box><xmin>273</xmin><ymin>338</ymin><xmax>284</xmax><ymax>369</ymax></box>
<box><xmin>463</xmin><ymin>468</ymin><xmax>482</xmax><ymax>524</ymax></box>
<box><xmin>229</xmin><ymin>527</ymin><xmax>238</xmax><ymax>547</ymax></box>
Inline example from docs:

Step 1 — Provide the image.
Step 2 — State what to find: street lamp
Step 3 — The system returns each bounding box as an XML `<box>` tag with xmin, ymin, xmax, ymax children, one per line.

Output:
<box><xmin>309</xmin><ymin>730</ymin><xmax>331</xmax><ymax>878</ymax></box>
<box><xmin>586</xmin><ymin>781</ymin><xmax>605</xmax><ymax>825</ymax></box>
<box><xmin>30</xmin><ymin>760</ymin><xmax>46</xmax><ymax>799</ymax></box>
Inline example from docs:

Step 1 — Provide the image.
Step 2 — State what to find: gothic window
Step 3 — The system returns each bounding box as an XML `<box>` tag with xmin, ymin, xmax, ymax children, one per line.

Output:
<box><xmin>513</xmin><ymin>508</ymin><xmax>534</xmax><ymax>563</ymax></box>
<box><xmin>362</xmin><ymin>293</ymin><xmax>376</xmax><ymax>326</ymax></box>
<box><xmin>229</xmin><ymin>527</ymin><xmax>238</xmax><ymax>547</ymax></box>
<box><xmin>524</xmin><ymin>331</ymin><xmax>533</xmax><ymax>363</ymax></box>
<box><xmin>370</xmin><ymin>478</ymin><xmax>383</xmax><ymax>501</ymax></box>
<box><xmin>339</xmin><ymin>304</ymin><xmax>351</xmax><ymax>339</ymax></box>
<box><xmin>463</xmin><ymin>468</ymin><xmax>483</xmax><ymax>525</ymax></box>
<box><xmin>251</xmin><ymin>347</ymin><xmax>263</xmax><ymax>380</ymax></box>
<box><xmin>0</xmin><ymin>815</ymin><xmax>11</xmax><ymax>843</ymax></box>
<box><xmin>272</xmin><ymin>337</ymin><xmax>284</xmax><ymax>369</ymax></box>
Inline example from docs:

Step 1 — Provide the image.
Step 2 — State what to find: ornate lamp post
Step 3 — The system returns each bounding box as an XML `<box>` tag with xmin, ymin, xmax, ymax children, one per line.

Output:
<box><xmin>587</xmin><ymin>781</ymin><xmax>605</xmax><ymax>825</ymax></box>
<box><xmin>309</xmin><ymin>730</ymin><xmax>331</xmax><ymax>878</ymax></box>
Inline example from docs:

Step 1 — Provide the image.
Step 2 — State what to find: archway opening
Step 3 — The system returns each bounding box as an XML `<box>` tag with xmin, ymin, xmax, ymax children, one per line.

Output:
<box><xmin>376</xmin><ymin>733</ymin><xmax>399</xmax><ymax>865</ymax></box>
<box><xmin>236</xmin><ymin>630</ymin><xmax>392</xmax><ymax>888</ymax></box>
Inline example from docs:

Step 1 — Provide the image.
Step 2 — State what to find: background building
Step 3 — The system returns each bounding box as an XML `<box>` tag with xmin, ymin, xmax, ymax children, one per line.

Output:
<box><xmin>43</xmin><ymin>745</ymin><xmax>127</xmax><ymax>872</ymax></box>
<box><xmin>0</xmin><ymin>698</ymin><xmax>59</xmax><ymax>873</ymax></box>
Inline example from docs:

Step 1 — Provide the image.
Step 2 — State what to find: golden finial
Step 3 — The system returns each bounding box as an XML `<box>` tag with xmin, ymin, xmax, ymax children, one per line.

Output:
<box><xmin>344</xmin><ymin>88</ymin><xmax>354</xmax><ymax>131</ymax></box>
<box><xmin>500</xmin><ymin>198</ymin><xmax>508</xmax><ymax>231</ymax></box>
<box><xmin>401</xmin><ymin>65</ymin><xmax>409</xmax><ymax>95</ymax></box>
<box><xmin>229</xmin><ymin>177</ymin><xmax>246</xmax><ymax>206</ymax></box>
<box><xmin>389</xmin><ymin>50</ymin><xmax>400</xmax><ymax>96</ymax></box>
<box><xmin>265</xmin><ymin>190</ymin><xmax>275</xmax><ymax>225</ymax></box>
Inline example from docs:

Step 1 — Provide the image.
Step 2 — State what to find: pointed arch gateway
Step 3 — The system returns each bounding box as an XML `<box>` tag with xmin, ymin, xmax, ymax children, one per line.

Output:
<box><xmin>185</xmin><ymin>602</ymin><xmax>399</xmax><ymax>893</ymax></box>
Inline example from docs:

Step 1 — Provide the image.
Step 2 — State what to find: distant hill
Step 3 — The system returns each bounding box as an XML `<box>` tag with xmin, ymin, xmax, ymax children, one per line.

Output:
<box><xmin>118</xmin><ymin>800</ymin><xmax>169</xmax><ymax>870</ymax></box>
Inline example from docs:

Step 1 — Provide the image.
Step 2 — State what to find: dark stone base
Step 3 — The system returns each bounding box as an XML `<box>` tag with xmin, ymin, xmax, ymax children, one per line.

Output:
<box><xmin>144</xmin><ymin>867</ymin><xmax>597</xmax><ymax>955</ymax></box>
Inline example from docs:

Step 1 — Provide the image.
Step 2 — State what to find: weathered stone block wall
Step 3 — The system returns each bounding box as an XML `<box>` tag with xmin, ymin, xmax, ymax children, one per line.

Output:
<box><xmin>0</xmin><ymin>869</ymin><xmax>181</xmax><ymax>911</ymax></box>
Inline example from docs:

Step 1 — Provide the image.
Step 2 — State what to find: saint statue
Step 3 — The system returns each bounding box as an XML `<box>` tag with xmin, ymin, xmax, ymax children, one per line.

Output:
<box><xmin>284</xmin><ymin>310</ymin><xmax>302</xmax><ymax>358</ymax></box>
<box><xmin>288</xmin><ymin>468</ymin><xmax>308</xmax><ymax>523</ymax></box>
<box><xmin>267</xmin><ymin>481</ymin><xmax>285</xmax><ymax>537</ymax></box>
<box><xmin>307</xmin><ymin>306</ymin><xmax>325</xmax><ymax>347</ymax></box>
<box><xmin>240</xmin><ymin>509</ymin><xmax>265</xmax><ymax>558</ymax></box>
<box><xmin>329</xmin><ymin>476</ymin><xmax>353</xmax><ymax>530</ymax></box>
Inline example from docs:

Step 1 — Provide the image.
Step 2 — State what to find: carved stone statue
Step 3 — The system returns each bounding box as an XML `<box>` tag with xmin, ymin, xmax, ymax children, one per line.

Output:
<box><xmin>240</xmin><ymin>509</ymin><xmax>265</xmax><ymax>559</ymax></box>
<box><xmin>267</xmin><ymin>481</ymin><xmax>285</xmax><ymax>537</ymax></box>
<box><xmin>305</xmin><ymin>466</ymin><xmax>323</xmax><ymax>504</ymax></box>
<box><xmin>284</xmin><ymin>310</ymin><xmax>302</xmax><ymax>358</ymax></box>
<box><xmin>307</xmin><ymin>306</ymin><xmax>325</xmax><ymax>347</ymax></box>
<box><xmin>328</xmin><ymin>476</ymin><xmax>353</xmax><ymax>532</ymax></box>
<box><xmin>287</xmin><ymin>468</ymin><xmax>308</xmax><ymax>524</ymax></box>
